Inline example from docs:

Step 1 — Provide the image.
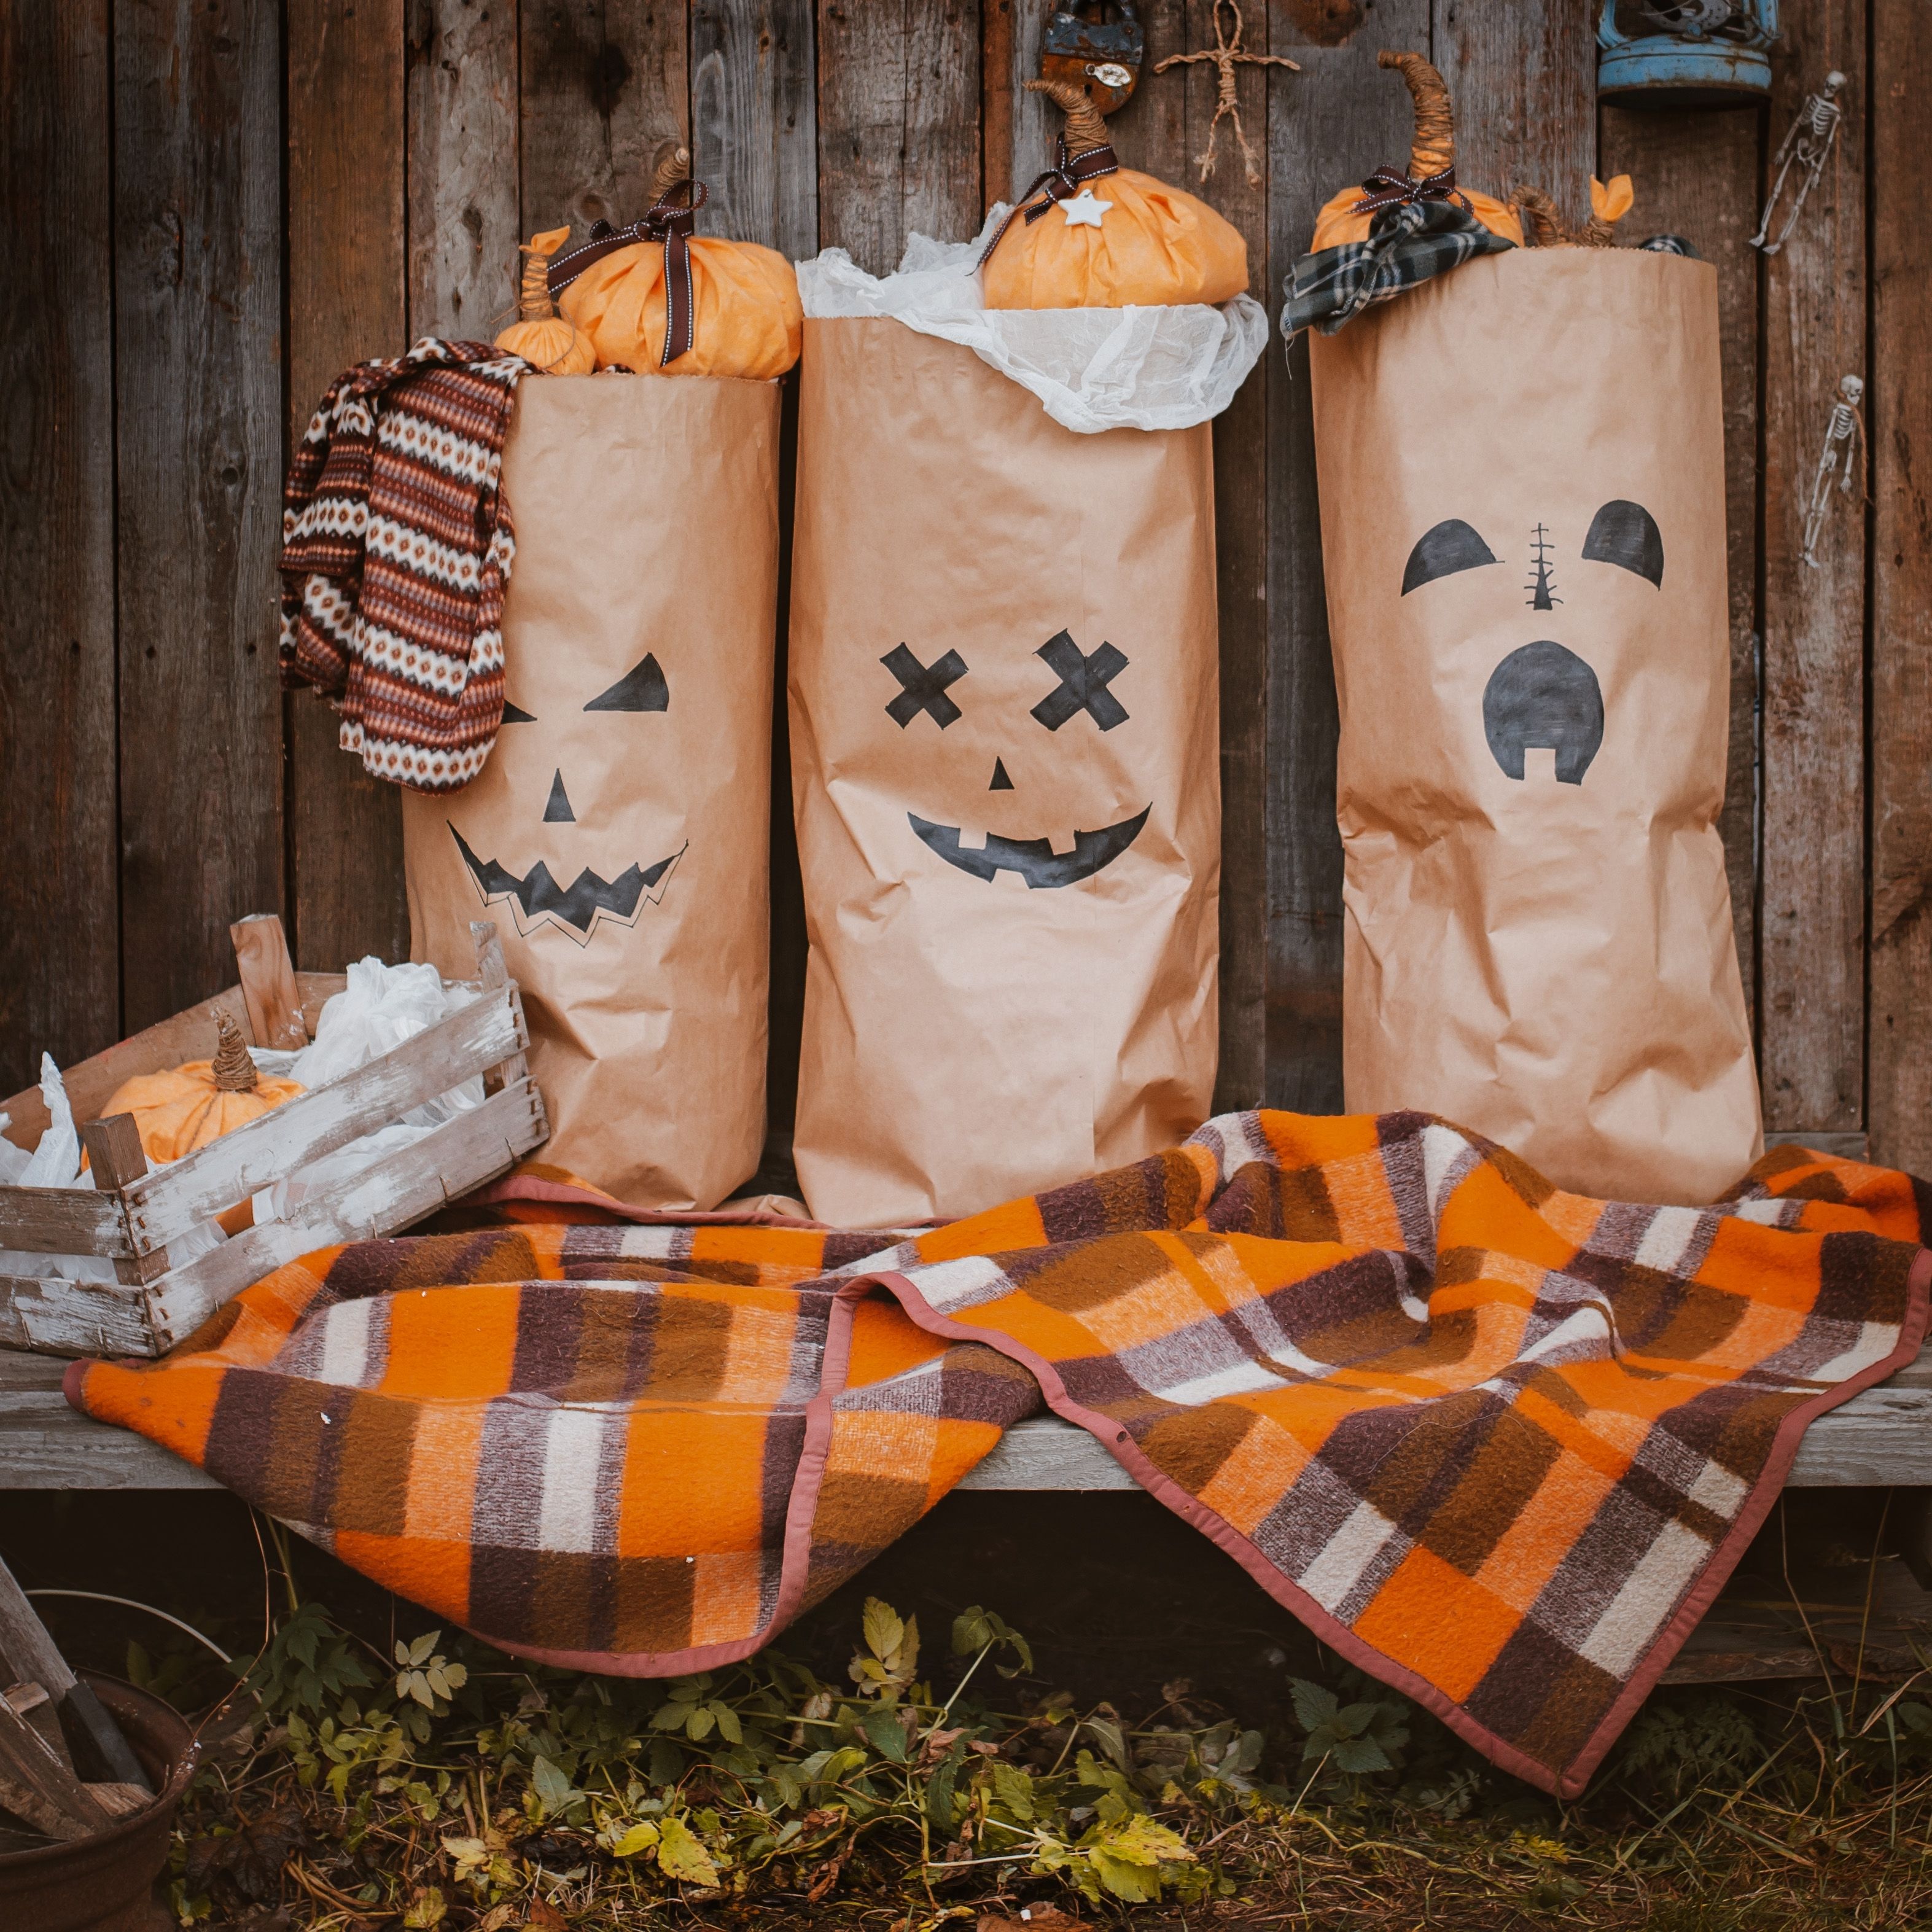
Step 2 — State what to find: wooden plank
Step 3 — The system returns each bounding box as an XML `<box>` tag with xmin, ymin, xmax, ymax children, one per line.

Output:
<box><xmin>142</xmin><ymin>1077</ymin><xmax>547</xmax><ymax>1350</ymax></box>
<box><xmin>231</xmin><ymin>914</ymin><xmax>308</xmax><ymax>1050</ymax></box>
<box><xmin>0</xmin><ymin>1191</ymin><xmax>126</xmax><ymax>1261</ymax></box>
<box><xmin>690</xmin><ymin>0</ymin><xmax>817</xmax><ymax>259</ymax></box>
<box><xmin>1597</xmin><ymin>103</ymin><xmax>1763</xmax><ymax>1030</ymax></box>
<box><xmin>815</xmin><ymin>0</ymin><xmax>981</xmax><ymax>275</ymax></box>
<box><xmin>122</xmin><ymin>986</ymin><xmax>525</xmax><ymax>1249</ymax></box>
<box><xmin>0</xmin><ymin>4</ymin><xmax>119</xmax><ymax>1097</ymax></box>
<box><xmin>520</xmin><ymin>0</ymin><xmax>688</xmax><ymax>236</ymax></box>
<box><xmin>1867</xmin><ymin>0</ymin><xmax>1932</xmax><ymax>1177</ymax></box>
<box><xmin>1758</xmin><ymin>3</ymin><xmax>1868</xmax><ymax>1134</ymax></box>
<box><xmin>0</xmin><ymin>1279</ymin><xmax>152</xmax><ymax>1360</ymax></box>
<box><xmin>1261</xmin><ymin>2</ymin><xmax>1427</xmax><ymax>1112</ymax></box>
<box><xmin>406</xmin><ymin>0</ymin><xmax>521</xmax><ymax>340</ymax></box>
<box><xmin>0</xmin><ymin>1556</ymin><xmax>146</xmax><ymax>1789</ymax></box>
<box><xmin>287</xmin><ymin>0</ymin><xmax>411</xmax><ymax>981</ymax></box>
<box><xmin>112</xmin><ymin>0</ymin><xmax>286</xmax><ymax>1036</ymax></box>
<box><xmin>0</xmin><ymin>1390</ymin><xmax>222</xmax><ymax>1489</ymax></box>
<box><xmin>1430</xmin><ymin>0</ymin><xmax>1595</xmax><ymax>222</ymax></box>
<box><xmin>1763</xmin><ymin>1129</ymin><xmax>1869</xmax><ymax>1161</ymax></box>
<box><xmin>981</xmin><ymin>0</ymin><xmax>1055</xmax><ymax>208</ymax></box>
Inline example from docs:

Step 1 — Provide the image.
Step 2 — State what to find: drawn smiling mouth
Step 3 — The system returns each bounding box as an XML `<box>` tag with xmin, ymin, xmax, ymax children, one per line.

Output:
<box><xmin>451</xmin><ymin>824</ymin><xmax>687</xmax><ymax>941</ymax></box>
<box><xmin>908</xmin><ymin>806</ymin><xmax>1150</xmax><ymax>889</ymax></box>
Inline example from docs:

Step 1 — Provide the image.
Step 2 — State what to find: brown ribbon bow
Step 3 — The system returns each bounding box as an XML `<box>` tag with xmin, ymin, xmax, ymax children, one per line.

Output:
<box><xmin>975</xmin><ymin>138</ymin><xmax>1122</xmax><ymax>271</ymax></box>
<box><xmin>547</xmin><ymin>178</ymin><xmax>709</xmax><ymax>367</ymax></box>
<box><xmin>1351</xmin><ymin>165</ymin><xmax>1473</xmax><ymax>219</ymax></box>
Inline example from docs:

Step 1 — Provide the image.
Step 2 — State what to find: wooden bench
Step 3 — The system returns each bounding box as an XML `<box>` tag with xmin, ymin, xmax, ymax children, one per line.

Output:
<box><xmin>4</xmin><ymin>1341</ymin><xmax>1928</xmax><ymax>1492</ymax></box>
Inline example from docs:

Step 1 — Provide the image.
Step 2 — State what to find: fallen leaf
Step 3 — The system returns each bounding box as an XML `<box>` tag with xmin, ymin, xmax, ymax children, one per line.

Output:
<box><xmin>525</xmin><ymin>1898</ymin><xmax>567</xmax><ymax>1932</ymax></box>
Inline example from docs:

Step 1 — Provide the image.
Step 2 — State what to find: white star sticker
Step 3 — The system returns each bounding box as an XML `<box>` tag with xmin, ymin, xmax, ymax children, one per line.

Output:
<box><xmin>1060</xmin><ymin>188</ymin><xmax>1112</xmax><ymax>228</ymax></box>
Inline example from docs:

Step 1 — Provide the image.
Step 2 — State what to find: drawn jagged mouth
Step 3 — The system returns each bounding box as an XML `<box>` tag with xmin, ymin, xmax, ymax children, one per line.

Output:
<box><xmin>450</xmin><ymin>824</ymin><xmax>686</xmax><ymax>940</ymax></box>
<box><xmin>907</xmin><ymin>806</ymin><xmax>1150</xmax><ymax>888</ymax></box>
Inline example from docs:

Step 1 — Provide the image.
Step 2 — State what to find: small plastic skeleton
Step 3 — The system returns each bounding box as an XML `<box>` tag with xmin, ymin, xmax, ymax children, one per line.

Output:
<box><xmin>1751</xmin><ymin>71</ymin><xmax>1847</xmax><ymax>256</ymax></box>
<box><xmin>1801</xmin><ymin>374</ymin><xmax>1866</xmax><ymax>569</ymax></box>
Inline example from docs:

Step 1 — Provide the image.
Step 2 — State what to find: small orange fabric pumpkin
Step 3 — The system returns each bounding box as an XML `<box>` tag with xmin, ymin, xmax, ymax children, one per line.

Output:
<box><xmin>981</xmin><ymin>80</ymin><xmax>1249</xmax><ymax>311</ymax></box>
<box><xmin>101</xmin><ymin>1010</ymin><xmax>305</xmax><ymax>1165</ymax></box>
<box><xmin>1310</xmin><ymin>51</ymin><xmax>1522</xmax><ymax>251</ymax></box>
<box><xmin>494</xmin><ymin>228</ymin><xmax>597</xmax><ymax>375</ymax></box>
<box><xmin>554</xmin><ymin>148</ymin><xmax>801</xmax><ymax>381</ymax></box>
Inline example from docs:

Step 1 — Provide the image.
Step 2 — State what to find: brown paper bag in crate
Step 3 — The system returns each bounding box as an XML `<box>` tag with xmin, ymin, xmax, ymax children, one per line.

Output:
<box><xmin>405</xmin><ymin>375</ymin><xmax>779</xmax><ymax>1209</ymax></box>
<box><xmin>789</xmin><ymin>318</ymin><xmax>1220</xmax><ymax>1226</ymax></box>
<box><xmin>1310</xmin><ymin>248</ymin><xmax>1761</xmax><ymax>1202</ymax></box>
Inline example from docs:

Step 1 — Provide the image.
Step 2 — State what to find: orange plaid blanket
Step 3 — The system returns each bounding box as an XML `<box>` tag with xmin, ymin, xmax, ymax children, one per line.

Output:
<box><xmin>70</xmin><ymin>1110</ymin><xmax>1929</xmax><ymax>1798</ymax></box>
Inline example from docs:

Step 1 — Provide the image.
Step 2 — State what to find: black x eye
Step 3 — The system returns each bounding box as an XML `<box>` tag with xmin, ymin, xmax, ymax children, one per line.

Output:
<box><xmin>1581</xmin><ymin>499</ymin><xmax>1664</xmax><ymax>587</ymax></box>
<box><xmin>881</xmin><ymin>644</ymin><xmax>967</xmax><ymax>728</ymax></box>
<box><xmin>1032</xmin><ymin>629</ymin><xmax>1128</xmax><ymax>732</ymax></box>
<box><xmin>584</xmin><ymin>654</ymin><xmax>669</xmax><ymax>712</ymax></box>
<box><xmin>1401</xmin><ymin>519</ymin><xmax>1499</xmax><ymax>595</ymax></box>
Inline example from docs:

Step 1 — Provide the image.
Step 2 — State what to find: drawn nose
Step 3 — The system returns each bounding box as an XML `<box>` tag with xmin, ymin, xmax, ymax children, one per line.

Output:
<box><xmin>989</xmin><ymin>758</ymin><xmax>1013</xmax><ymax>792</ymax></box>
<box><xmin>542</xmin><ymin>769</ymin><xmax>575</xmax><ymax>824</ymax></box>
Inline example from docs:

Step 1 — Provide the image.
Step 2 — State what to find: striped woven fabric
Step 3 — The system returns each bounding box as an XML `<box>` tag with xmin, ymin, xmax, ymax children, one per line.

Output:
<box><xmin>71</xmin><ymin>1110</ymin><xmax>1929</xmax><ymax>1797</ymax></box>
<box><xmin>279</xmin><ymin>338</ymin><xmax>527</xmax><ymax>793</ymax></box>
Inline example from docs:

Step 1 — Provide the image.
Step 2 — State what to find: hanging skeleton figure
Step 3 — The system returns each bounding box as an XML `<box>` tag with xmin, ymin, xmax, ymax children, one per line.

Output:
<box><xmin>1751</xmin><ymin>71</ymin><xmax>1846</xmax><ymax>256</ymax></box>
<box><xmin>1801</xmin><ymin>373</ymin><xmax>1866</xmax><ymax>569</ymax></box>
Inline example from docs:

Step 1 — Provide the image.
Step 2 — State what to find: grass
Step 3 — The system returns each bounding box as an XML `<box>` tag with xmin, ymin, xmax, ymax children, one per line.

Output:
<box><xmin>128</xmin><ymin>1528</ymin><xmax>1932</xmax><ymax>1930</ymax></box>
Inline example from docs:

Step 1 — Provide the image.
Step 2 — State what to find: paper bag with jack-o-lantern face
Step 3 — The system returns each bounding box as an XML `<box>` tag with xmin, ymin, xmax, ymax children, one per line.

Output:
<box><xmin>789</xmin><ymin>318</ymin><xmax>1220</xmax><ymax>1226</ymax></box>
<box><xmin>403</xmin><ymin>375</ymin><xmax>779</xmax><ymax>1208</ymax></box>
<box><xmin>1311</xmin><ymin>248</ymin><xmax>1761</xmax><ymax>1203</ymax></box>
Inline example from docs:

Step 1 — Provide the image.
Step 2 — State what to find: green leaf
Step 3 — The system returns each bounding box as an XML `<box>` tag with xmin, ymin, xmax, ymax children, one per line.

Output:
<box><xmin>651</xmin><ymin>1699</ymin><xmax>697</xmax><ymax>1732</ymax></box>
<box><xmin>924</xmin><ymin>1756</ymin><xmax>961</xmax><ymax>1833</ymax></box>
<box><xmin>1290</xmin><ymin>1679</ymin><xmax>1338</xmax><ymax>1734</ymax></box>
<box><xmin>861</xmin><ymin>1702</ymin><xmax>909</xmax><ymax>1763</ymax></box>
<box><xmin>685</xmin><ymin>1704</ymin><xmax>715</xmax><ymax>1742</ymax></box>
<box><xmin>990</xmin><ymin>1761</ymin><xmax>1035</xmax><ymax>1822</ymax></box>
<box><xmin>655</xmin><ymin>1815</ymin><xmax>721</xmax><ymax>1887</ymax></box>
<box><xmin>1088</xmin><ymin>1847</ymin><xmax>1164</xmax><ymax>1903</ymax></box>
<box><xmin>610</xmin><ymin>1821</ymin><xmax>660</xmax><ymax>1860</ymax></box>
<box><xmin>530</xmin><ymin>1754</ymin><xmax>575</xmax><ymax>1818</ymax></box>
<box><xmin>1084</xmin><ymin>1716</ymin><xmax>1131</xmax><ymax>1774</ymax></box>
<box><xmin>707</xmin><ymin>1700</ymin><xmax>742</xmax><ymax>1745</ymax></box>
<box><xmin>862</xmin><ymin>1598</ymin><xmax>903</xmax><ymax>1664</ymax></box>
<box><xmin>647</xmin><ymin>1734</ymin><xmax>684</xmax><ymax>1786</ymax></box>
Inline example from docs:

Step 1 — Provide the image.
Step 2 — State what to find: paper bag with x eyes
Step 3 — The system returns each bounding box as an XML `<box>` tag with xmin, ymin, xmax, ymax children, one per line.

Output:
<box><xmin>1311</xmin><ymin>248</ymin><xmax>1761</xmax><ymax>1202</ymax></box>
<box><xmin>403</xmin><ymin>375</ymin><xmax>779</xmax><ymax>1209</ymax></box>
<box><xmin>788</xmin><ymin>318</ymin><xmax>1221</xmax><ymax>1227</ymax></box>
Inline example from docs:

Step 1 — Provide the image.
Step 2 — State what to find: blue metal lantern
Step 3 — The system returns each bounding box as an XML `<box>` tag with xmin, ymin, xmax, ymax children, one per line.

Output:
<box><xmin>1599</xmin><ymin>0</ymin><xmax>1778</xmax><ymax>107</ymax></box>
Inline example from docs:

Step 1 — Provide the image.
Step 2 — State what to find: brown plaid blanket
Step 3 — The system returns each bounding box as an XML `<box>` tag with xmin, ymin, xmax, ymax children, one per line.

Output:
<box><xmin>71</xmin><ymin>1110</ymin><xmax>1929</xmax><ymax>1797</ymax></box>
<box><xmin>279</xmin><ymin>338</ymin><xmax>526</xmax><ymax>792</ymax></box>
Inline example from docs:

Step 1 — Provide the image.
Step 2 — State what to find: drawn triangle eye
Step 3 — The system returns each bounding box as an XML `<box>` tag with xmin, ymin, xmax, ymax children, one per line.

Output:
<box><xmin>501</xmin><ymin>700</ymin><xmax>536</xmax><ymax>723</ymax></box>
<box><xmin>584</xmin><ymin>654</ymin><xmax>669</xmax><ymax>713</ymax></box>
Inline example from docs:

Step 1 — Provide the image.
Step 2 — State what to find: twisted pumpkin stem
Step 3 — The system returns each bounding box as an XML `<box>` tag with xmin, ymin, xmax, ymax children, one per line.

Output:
<box><xmin>1511</xmin><ymin>185</ymin><xmax>1573</xmax><ymax>247</ymax></box>
<box><xmin>649</xmin><ymin>139</ymin><xmax>693</xmax><ymax>203</ymax></box>
<box><xmin>1379</xmin><ymin>50</ymin><xmax>1455</xmax><ymax>181</ymax></box>
<box><xmin>1024</xmin><ymin>77</ymin><xmax>1112</xmax><ymax>158</ymax></box>
<box><xmin>515</xmin><ymin>227</ymin><xmax>572</xmax><ymax>322</ymax></box>
<box><xmin>211</xmin><ymin>1010</ymin><xmax>260</xmax><ymax>1094</ymax></box>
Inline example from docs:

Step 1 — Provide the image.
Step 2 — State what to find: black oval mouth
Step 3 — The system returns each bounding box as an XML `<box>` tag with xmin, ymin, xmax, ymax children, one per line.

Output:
<box><xmin>1481</xmin><ymin>641</ymin><xmax>1605</xmax><ymax>785</ymax></box>
<box><xmin>451</xmin><ymin>824</ymin><xmax>686</xmax><ymax>939</ymax></box>
<box><xmin>907</xmin><ymin>807</ymin><xmax>1151</xmax><ymax>888</ymax></box>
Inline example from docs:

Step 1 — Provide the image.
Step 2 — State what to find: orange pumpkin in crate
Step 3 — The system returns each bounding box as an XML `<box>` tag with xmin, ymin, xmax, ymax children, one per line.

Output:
<box><xmin>100</xmin><ymin>1010</ymin><xmax>304</xmax><ymax>1166</ymax></box>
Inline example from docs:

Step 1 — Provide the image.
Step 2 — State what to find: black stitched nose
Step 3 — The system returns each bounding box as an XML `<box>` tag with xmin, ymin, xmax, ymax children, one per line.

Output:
<box><xmin>1482</xmin><ymin>642</ymin><xmax>1603</xmax><ymax>785</ymax></box>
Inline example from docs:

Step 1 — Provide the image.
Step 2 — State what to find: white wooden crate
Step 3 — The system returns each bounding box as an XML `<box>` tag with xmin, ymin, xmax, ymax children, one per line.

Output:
<box><xmin>0</xmin><ymin>917</ymin><xmax>547</xmax><ymax>1358</ymax></box>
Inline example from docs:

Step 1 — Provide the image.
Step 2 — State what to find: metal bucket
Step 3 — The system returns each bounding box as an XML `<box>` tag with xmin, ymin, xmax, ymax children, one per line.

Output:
<box><xmin>0</xmin><ymin>1673</ymin><xmax>197</xmax><ymax>1932</ymax></box>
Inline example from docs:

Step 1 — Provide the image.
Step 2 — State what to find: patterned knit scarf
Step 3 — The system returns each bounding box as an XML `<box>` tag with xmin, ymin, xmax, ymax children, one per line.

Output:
<box><xmin>279</xmin><ymin>338</ymin><xmax>528</xmax><ymax>793</ymax></box>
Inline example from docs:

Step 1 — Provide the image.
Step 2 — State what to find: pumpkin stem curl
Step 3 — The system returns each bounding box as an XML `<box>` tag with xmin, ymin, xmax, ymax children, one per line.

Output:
<box><xmin>1378</xmin><ymin>49</ymin><xmax>1455</xmax><ymax>182</ymax></box>
<box><xmin>1024</xmin><ymin>78</ymin><xmax>1112</xmax><ymax>159</ymax></box>
<box><xmin>515</xmin><ymin>227</ymin><xmax>573</xmax><ymax>322</ymax></box>
<box><xmin>211</xmin><ymin>1009</ymin><xmax>261</xmax><ymax>1094</ymax></box>
<box><xmin>649</xmin><ymin>139</ymin><xmax>692</xmax><ymax>203</ymax></box>
<box><xmin>1510</xmin><ymin>184</ymin><xmax>1574</xmax><ymax>248</ymax></box>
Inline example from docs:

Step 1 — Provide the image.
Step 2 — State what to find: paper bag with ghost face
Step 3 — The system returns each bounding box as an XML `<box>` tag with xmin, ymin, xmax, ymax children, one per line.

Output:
<box><xmin>403</xmin><ymin>375</ymin><xmax>779</xmax><ymax>1209</ymax></box>
<box><xmin>1311</xmin><ymin>249</ymin><xmax>1760</xmax><ymax>1203</ymax></box>
<box><xmin>789</xmin><ymin>318</ymin><xmax>1220</xmax><ymax>1227</ymax></box>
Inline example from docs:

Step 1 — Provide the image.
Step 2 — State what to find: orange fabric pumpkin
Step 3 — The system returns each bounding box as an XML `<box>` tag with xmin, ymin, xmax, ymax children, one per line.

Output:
<box><xmin>553</xmin><ymin>149</ymin><xmax>801</xmax><ymax>380</ymax></box>
<box><xmin>982</xmin><ymin>80</ymin><xmax>1248</xmax><ymax>310</ymax></box>
<box><xmin>101</xmin><ymin>1011</ymin><xmax>304</xmax><ymax>1165</ymax></box>
<box><xmin>495</xmin><ymin>227</ymin><xmax>597</xmax><ymax>375</ymax></box>
<box><xmin>1310</xmin><ymin>52</ymin><xmax>1522</xmax><ymax>251</ymax></box>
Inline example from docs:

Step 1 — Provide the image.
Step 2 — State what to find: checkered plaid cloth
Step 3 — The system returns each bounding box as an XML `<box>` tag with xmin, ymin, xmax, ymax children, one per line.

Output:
<box><xmin>70</xmin><ymin>1110</ymin><xmax>1929</xmax><ymax>1798</ymax></box>
<box><xmin>1281</xmin><ymin>201</ymin><xmax>1516</xmax><ymax>341</ymax></box>
<box><xmin>279</xmin><ymin>338</ymin><xmax>528</xmax><ymax>793</ymax></box>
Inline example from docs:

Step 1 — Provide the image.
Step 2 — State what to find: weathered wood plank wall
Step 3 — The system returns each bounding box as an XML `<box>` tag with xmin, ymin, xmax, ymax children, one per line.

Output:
<box><xmin>2</xmin><ymin>2</ymin><xmax>1925</xmax><ymax>1173</ymax></box>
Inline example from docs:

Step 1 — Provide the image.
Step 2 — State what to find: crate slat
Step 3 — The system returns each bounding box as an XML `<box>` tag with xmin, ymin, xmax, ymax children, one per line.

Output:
<box><xmin>122</xmin><ymin>983</ymin><xmax>526</xmax><ymax>1250</ymax></box>
<box><xmin>140</xmin><ymin>1077</ymin><xmax>548</xmax><ymax>1353</ymax></box>
<box><xmin>0</xmin><ymin>1276</ymin><xmax>152</xmax><ymax>1358</ymax></box>
<box><xmin>0</xmin><ymin>1188</ymin><xmax>128</xmax><ymax>1258</ymax></box>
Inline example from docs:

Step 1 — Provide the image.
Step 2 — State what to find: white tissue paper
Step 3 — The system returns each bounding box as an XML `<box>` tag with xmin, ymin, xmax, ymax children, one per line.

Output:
<box><xmin>0</xmin><ymin>1056</ymin><xmax>120</xmax><ymax>1283</ymax></box>
<box><xmin>796</xmin><ymin>219</ymin><xmax>1269</xmax><ymax>435</ymax></box>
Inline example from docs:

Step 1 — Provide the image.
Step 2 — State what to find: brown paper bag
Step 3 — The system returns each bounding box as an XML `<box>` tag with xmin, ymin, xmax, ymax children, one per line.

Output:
<box><xmin>403</xmin><ymin>374</ymin><xmax>780</xmax><ymax>1208</ymax></box>
<box><xmin>789</xmin><ymin>318</ymin><xmax>1220</xmax><ymax>1226</ymax></box>
<box><xmin>1311</xmin><ymin>249</ymin><xmax>1761</xmax><ymax>1203</ymax></box>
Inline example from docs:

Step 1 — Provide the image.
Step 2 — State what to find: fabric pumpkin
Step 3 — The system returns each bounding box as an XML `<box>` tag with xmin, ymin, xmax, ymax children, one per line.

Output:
<box><xmin>1311</xmin><ymin>50</ymin><xmax>1522</xmax><ymax>250</ymax></box>
<box><xmin>981</xmin><ymin>80</ymin><xmax>1248</xmax><ymax>310</ymax></box>
<box><xmin>101</xmin><ymin>1010</ymin><xmax>304</xmax><ymax>1165</ymax></box>
<box><xmin>494</xmin><ymin>228</ymin><xmax>596</xmax><ymax>375</ymax></box>
<box><xmin>553</xmin><ymin>149</ymin><xmax>801</xmax><ymax>381</ymax></box>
